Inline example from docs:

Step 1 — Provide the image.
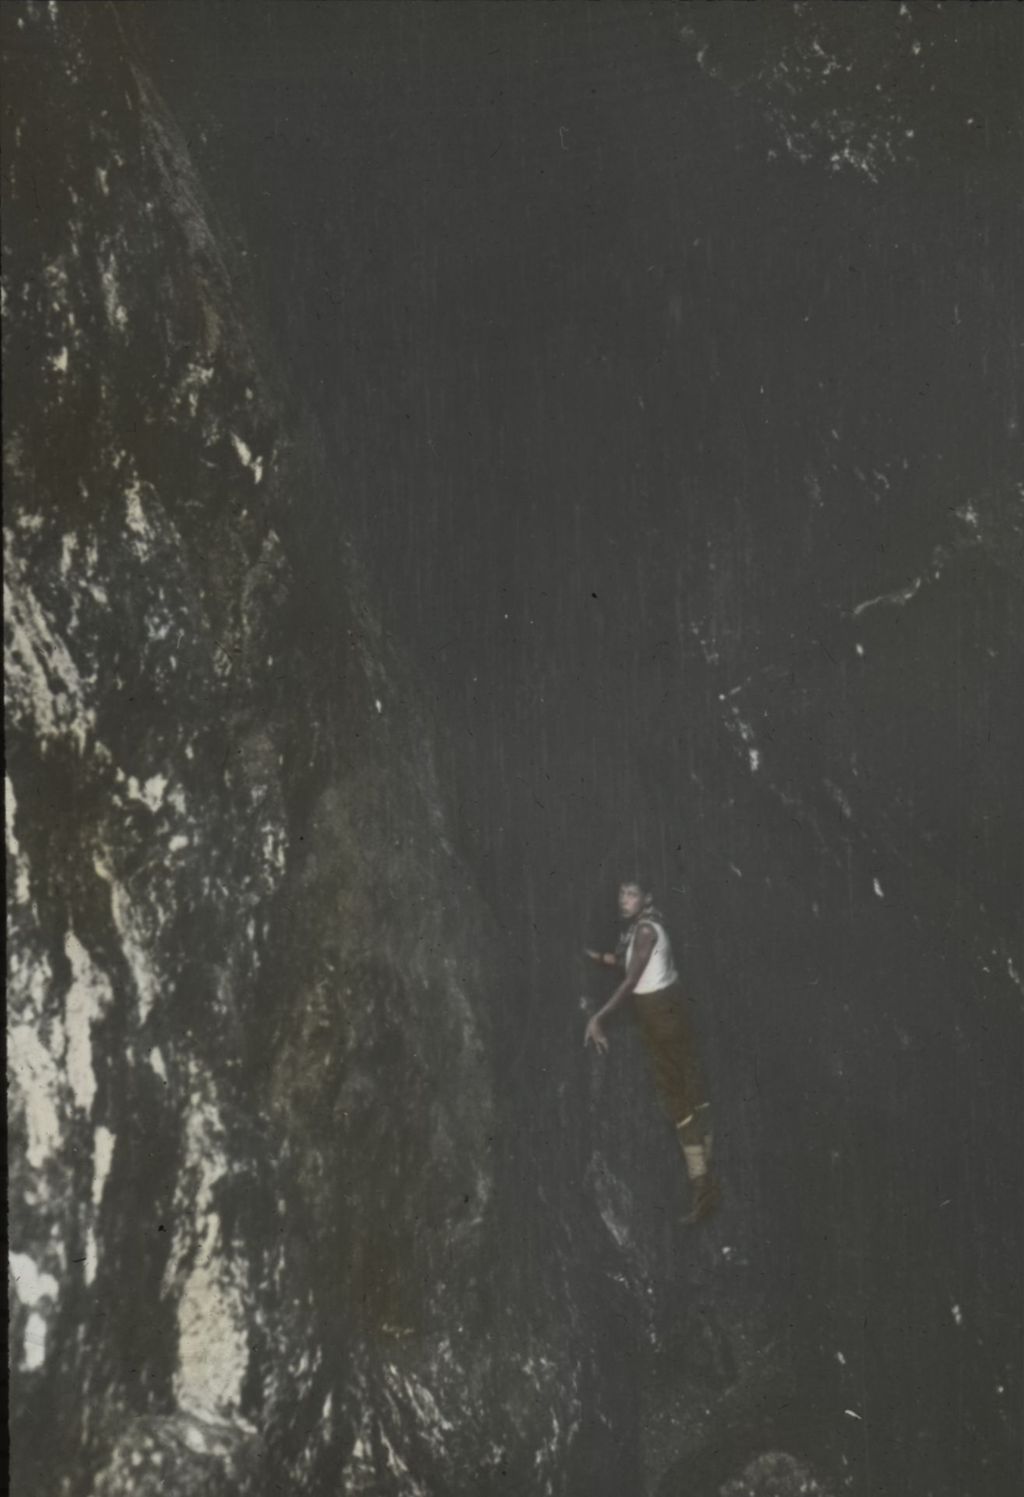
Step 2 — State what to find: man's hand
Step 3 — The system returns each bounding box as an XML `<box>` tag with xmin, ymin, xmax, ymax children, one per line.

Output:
<box><xmin>584</xmin><ymin>949</ymin><xmax>616</xmax><ymax>967</ymax></box>
<box><xmin>584</xmin><ymin>1014</ymin><xmax>609</xmax><ymax>1054</ymax></box>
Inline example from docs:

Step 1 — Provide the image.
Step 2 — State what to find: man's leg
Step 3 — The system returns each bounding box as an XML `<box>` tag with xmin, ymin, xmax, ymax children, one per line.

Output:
<box><xmin>635</xmin><ymin>992</ymin><xmax>719</xmax><ymax>1224</ymax></box>
<box><xmin>675</xmin><ymin>1104</ymin><xmax>718</xmax><ymax>1223</ymax></box>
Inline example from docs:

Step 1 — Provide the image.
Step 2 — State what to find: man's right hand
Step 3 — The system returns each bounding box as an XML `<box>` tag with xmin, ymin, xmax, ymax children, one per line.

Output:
<box><xmin>584</xmin><ymin>1015</ymin><xmax>609</xmax><ymax>1054</ymax></box>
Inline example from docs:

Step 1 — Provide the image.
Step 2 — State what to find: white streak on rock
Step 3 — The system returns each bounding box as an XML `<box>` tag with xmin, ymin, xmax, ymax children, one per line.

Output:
<box><xmin>8</xmin><ymin>1019</ymin><xmax>61</xmax><ymax>1170</ymax></box>
<box><xmin>401</xmin><ymin>1372</ymin><xmax>454</xmax><ymax>1453</ymax></box>
<box><xmin>124</xmin><ymin>480</ymin><xmax>158</xmax><ymax>562</ymax></box>
<box><xmin>92</xmin><ymin>1125</ymin><xmax>116</xmax><ymax>1208</ymax></box>
<box><xmin>100</xmin><ymin>254</ymin><xmax>129</xmax><ymax>331</ymax></box>
<box><xmin>4</xmin><ymin>535</ymin><xmax>96</xmax><ymax>750</ymax></box>
<box><xmin>9</xmin><ymin>1252</ymin><xmax>59</xmax><ymax>1306</ymax></box>
<box><xmin>63</xmin><ymin>932</ymin><xmax>113</xmax><ymax>1113</ymax></box>
<box><xmin>379</xmin><ymin>1428</ymin><xmax>426</xmax><ymax>1494</ymax></box>
<box><xmin>261</xmin><ymin>824</ymin><xmax>287</xmax><ymax>874</ymax></box>
<box><xmin>126</xmin><ymin>773</ymin><xmax>168</xmax><ymax>812</ymax></box>
<box><xmin>853</xmin><ymin>577</ymin><xmax>923</xmax><ymax>615</ymax></box>
<box><xmin>5</xmin><ymin>775</ymin><xmax>31</xmax><ymax>905</ymax></box>
<box><xmin>164</xmin><ymin>1079</ymin><xmax>250</xmax><ymax>1422</ymax></box>
<box><xmin>84</xmin><ymin>1125</ymin><xmax>116</xmax><ymax>1289</ymax></box>
<box><xmin>825</xmin><ymin>780</ymin><xmax>853</xmax><ymax>820</ymax></box>
<box><xmin>182</xmin><ymin>1424</ymin><xmax>209</xmax><ymax>1455</ymax></box>
<box><xmin>346</xmin><ymin>1406</ymin><xmax>376</xmax><ymax>1477</ymax></box>
<box><xmin>230</xmin><ymin>432</ymin><xmax>264</xmax><ymax>484</ymax></box>
<box><xmin>94</xmin><ymin>859</ymin><xmax>160</xmax><ymax>1022</ymax></box>
<box><xmin>23</xmin><ymin>1311</ymin><xmax>48</xmax><ymax>1372</ymax></box>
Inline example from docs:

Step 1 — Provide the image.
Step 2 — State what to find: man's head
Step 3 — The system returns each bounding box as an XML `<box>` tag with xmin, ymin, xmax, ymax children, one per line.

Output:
<box><xmin>618</xmin><ymin>879</ymin><xmax>652</xmax><ymax>920</ymax></box>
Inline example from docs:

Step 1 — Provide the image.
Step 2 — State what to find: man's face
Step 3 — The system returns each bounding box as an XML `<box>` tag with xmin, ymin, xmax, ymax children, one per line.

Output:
<box><xmin>618</xmin><ymin>884</ymin><xmax>644</xmax><ymax>919</ymax></box>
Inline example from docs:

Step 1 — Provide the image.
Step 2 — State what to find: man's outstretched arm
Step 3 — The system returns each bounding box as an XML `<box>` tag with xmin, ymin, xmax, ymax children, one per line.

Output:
<box><xmin>583</xmin><ymin>924</ymin><xmax>655</xmax><ymax>1053</ymax></box>
<box><xmin>584</xmin><ymin>947</ymin><xmax>622</xmax><ymax>969</ymax></box>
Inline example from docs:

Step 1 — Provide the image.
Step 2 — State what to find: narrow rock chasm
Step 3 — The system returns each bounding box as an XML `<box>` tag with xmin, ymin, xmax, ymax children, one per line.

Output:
<box><xmin>5</xmin><ymin>5</ymin><xmax>1022</xmax><ymax>1495</ymax></box>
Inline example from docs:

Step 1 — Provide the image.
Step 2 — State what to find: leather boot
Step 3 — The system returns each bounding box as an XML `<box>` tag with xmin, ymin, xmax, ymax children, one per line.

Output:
<box><xmin>678</xmin><ymin>1132</ymin><xmax>720</xmax><ymax>1225</ymax></box>
<box><xmin>681</xmin><ymin>1169</ymin><xmax>720</xmax><ymax>1225</ymax></box>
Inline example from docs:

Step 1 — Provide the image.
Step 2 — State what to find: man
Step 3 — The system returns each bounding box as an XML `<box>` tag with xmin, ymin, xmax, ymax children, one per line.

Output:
<box><xmin>584</xmin><ymin>879</ymin><xmax>718</xmax><ymax>1224</ymax></box>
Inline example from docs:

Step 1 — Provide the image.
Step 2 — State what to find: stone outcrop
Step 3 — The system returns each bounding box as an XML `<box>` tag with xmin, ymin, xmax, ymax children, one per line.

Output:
<box><xmin>5</xmin><ymin>6</ymin><xmax>579</xmax><ymax>1492</ymax></box>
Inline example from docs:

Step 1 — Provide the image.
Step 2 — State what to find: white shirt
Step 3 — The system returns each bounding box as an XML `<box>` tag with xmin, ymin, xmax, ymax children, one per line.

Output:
<box><xmin>625</xmin><ymin>917</ymin><xmax>678</xmax><ymax>994</ymax></box>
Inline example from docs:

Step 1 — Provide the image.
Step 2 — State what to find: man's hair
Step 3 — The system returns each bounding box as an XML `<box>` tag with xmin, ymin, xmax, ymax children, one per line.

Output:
<box><xmin>621</xmin><ymin>875</ymin><xmax>654</xmax><ymax>900</ymax></box>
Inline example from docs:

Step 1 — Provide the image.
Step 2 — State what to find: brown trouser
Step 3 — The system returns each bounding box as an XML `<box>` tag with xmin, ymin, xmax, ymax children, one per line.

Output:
<box><xmin>633</xmin><ymin>981</ymin><xmax>708</xmax><ymax>1127</ymax></box>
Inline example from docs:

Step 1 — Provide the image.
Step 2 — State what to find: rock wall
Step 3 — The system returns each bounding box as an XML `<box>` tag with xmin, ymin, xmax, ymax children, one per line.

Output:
<box><xmin>4</xmin><ymin>6</ymin><xmax>582</xmax><ymax>1493</ymax></box>
<box><xmin>6</xmin><ymin>6</ymin><xmax>1022</xmax><ymax>1497</ymax></box>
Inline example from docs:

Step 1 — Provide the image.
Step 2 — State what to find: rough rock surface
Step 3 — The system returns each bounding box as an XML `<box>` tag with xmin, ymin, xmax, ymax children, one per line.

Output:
<box><xmin>5</xmin><ymin>6</ymin><xmax>578</xmax><ymax>1494</ymax></box>
<box><xmin>6</xmin><ymin>5</ymin><xmax>1022</xmax><ymax>1497</ymax></box>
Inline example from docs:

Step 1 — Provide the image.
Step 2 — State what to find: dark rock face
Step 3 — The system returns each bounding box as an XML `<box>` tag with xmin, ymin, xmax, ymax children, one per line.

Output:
<box><xmin>5</xmin><ymin>6</ymin><xmax>577</xmax><ymax>1494</ymax></box>
<box><xmin>6</xmin><ymin>5</ymin><xmax>1023</xmax><ymax>1497</ymax></box>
